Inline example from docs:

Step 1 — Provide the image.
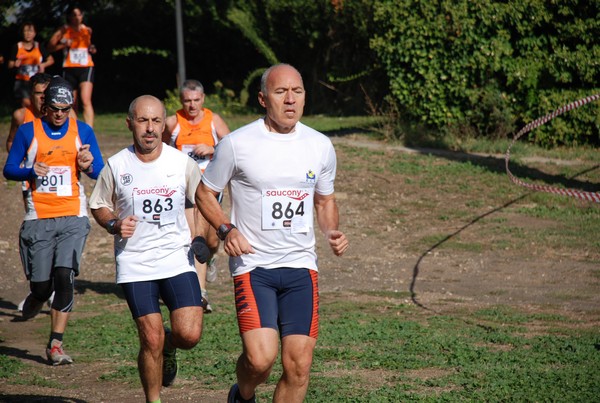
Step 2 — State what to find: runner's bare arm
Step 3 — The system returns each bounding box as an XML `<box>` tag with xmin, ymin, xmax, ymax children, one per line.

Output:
<box><xmin>47</xmin><ymin>27</ymin><xmax>68</xmax><ymax>53</ymax></box>
<box><xmin>196</xmin><ymin>182</ymin><xmax>254</xmax><ymax>256</ymax></box>
<box><xmin>213</xmin><ymin>113</ymin><xmax>231</xmax><ymax>140</ymax></box>
<box><xmin>314</xmin><ymin>192</ymin><xmax>348</xmax><ymax>256</ymax></box>
<box><xmin>6</xmin><ymin>108</ymin><xmax>25</xmax><ymax>152</ymax></box>
<box><xmin>161</xmin><ymin>115</ymin><xmax>177</xmax><ymax>144</ymax></box>
<box><xmin>91</xmin><ymin>207</ymin><xmax>138</xmax><ymax>238</ymax></box>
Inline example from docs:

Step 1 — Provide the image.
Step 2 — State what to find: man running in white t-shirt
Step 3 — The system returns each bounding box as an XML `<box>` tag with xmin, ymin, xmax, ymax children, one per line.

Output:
<box><xmin>196</xmin><ymin>64</ymin><xmax>349</xmax><ymax>403</ymax></box>
<box><xmin>89</xmin><ymin>95</ymin><xmax>205</xmax><ymax>403</ymax></box>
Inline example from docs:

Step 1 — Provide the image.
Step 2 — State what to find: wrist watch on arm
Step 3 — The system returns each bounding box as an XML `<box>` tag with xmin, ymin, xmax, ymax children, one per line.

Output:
<box><xmin>106</xmin><ymin>219</ymin><xmax>118</xmax><ymax>235</ymax></box>
<box><xmin>217</xmin><ymin>223</ymin><xmax>236</xmax><ymax>241</ymax></box>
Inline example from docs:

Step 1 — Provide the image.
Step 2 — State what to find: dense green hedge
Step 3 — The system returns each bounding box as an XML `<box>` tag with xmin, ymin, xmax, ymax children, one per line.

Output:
<box><xmin>371</xmin><ymin>0</ymin><xmax>600</xmax><ymax>146</ymax></box>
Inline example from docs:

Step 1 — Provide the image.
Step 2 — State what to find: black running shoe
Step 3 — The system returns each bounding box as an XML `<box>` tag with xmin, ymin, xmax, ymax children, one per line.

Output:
<box><xmin>162</xmin><ymin>327</ymin><xmax>178</xmax><ymax>387</ymax></box>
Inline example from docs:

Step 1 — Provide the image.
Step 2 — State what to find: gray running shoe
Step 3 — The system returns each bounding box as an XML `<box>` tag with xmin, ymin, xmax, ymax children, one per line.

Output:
<box><xmin>206</xmin><ymin>256</ymin><xmax>218</xmax><ymax>283</ymax></box>
<box><xmin>46</xmin><ymin>339</ymin><xmax>73</xmax><ymax>366</ymax></box>
<box><xmin>162</xmin><ymin>327</ymin><xmax>177</xmax><ymax>387</ymax></box>
<box><xmin>21</xmin><ymin>293</ymin><xmax>44</xmax><ymax>320</ymax></box>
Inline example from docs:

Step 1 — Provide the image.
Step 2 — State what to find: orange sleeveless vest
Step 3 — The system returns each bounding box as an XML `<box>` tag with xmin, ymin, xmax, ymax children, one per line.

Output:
<box><xmin>29</xmin><ymin>118</ymin><xmax>83</xmax><ymax>218</ymax></box>
<box><xmin>23</xmin><ymin>107</ymin><xmax>36</xmax><ymax>123</ymax></box>
<box><xmin>62</xmin><ymin>25</ymin><xmax>94</xmax><ymax>68</ymax></box>
<box><xmin>174</xmin><ymin>108</ymin><xmax>216</xmax><ymax>150</ymax></box>
<box><xmin>15</xmin><ymin>42</ymin><xmax>43</xmax><ymax>81</ymax></box>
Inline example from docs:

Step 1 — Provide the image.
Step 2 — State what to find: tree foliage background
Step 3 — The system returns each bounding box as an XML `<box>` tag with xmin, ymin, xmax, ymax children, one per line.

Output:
<box><xmin>1</xmin><ymin>0</ymin><xmax>598</xmax><ymax>146</ymax></box>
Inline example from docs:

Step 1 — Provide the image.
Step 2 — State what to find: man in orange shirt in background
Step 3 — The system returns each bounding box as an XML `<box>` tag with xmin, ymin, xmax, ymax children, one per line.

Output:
<box><xmin>163</xmin><ymin>79</ymin><xmax>230</xmax><ymax>313</ymax></box>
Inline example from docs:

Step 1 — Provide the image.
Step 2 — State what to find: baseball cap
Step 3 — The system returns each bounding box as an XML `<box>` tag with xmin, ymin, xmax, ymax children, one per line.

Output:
<box><xmin>44</xmin><ymin>76</ymin><xmax>74</xmax><ymax>105</ymax></box>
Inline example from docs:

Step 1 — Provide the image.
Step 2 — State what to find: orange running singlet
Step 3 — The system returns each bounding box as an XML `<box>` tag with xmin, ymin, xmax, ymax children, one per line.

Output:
<box><xmin>62</xmin><ymin>25</ymin><xmax>94</xmax><ymax>68</ymax></box>
<box><xmin>14</xmin><ymin>42</ymin><xmax>43</xmax><ymax>81</ymax></box>
<box><xmin>173</xmin><ymin>108</ymin><xmax>217</xmax><ymax>150</ymax></box>
<box><xmin>23</xmin><ymin>107</ymin><xmax>36</xmax><ymax>123</ymax></box>
<box><xmin>28</xmin><ymin>118</ymin><xmax>84</xmax><ymax>218</ymax></box>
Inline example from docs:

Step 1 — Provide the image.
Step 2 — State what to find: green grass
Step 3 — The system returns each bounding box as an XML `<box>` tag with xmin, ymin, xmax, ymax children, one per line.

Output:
<box><xmin>92</xmin><ymin>113</ymin><xmax>129</xmax><ymax>137</ymax></box>
<box><xmin>18</xmin><ymin>290</ymin><xmax>596</xmax><ymax>401</ymax></box>
<box><xmin>350</xmin><ymin>139</ymin><xmax>600</xmax><ymax>256</ymax></box>
<box><xmin>2</xmin><ymin>113</ymin><xmax>599</xmax><ymax>400</ymax></box>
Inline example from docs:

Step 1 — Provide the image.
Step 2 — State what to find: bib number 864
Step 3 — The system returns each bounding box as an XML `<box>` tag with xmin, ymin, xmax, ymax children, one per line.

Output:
<box><xmin>272</xmin><ymin>201</ymin><xmax>304</xmax><ymax>220</ymax></box>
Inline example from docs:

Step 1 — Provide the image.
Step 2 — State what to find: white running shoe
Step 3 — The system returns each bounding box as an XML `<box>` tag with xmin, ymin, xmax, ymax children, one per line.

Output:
<box><xmin>206</xmin><ymin>256</ymin><xmax>218</xmax><ymax>283</ymax></box>
<box><xmin>201</xmin><ymin>289</ymin><xmax>213</xmax><ymax>313</ymax></box>
<box><xmin>18</xmin><ymin>291</ymin><xmax>55</xmax><ymax>312</ymax></box>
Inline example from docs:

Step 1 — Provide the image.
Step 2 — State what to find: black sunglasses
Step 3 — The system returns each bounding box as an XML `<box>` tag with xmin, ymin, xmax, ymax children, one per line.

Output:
<box><xmin>47</xmin><ymin>105</ymin><xmax>72</xmax><ymax>112</ymax></box>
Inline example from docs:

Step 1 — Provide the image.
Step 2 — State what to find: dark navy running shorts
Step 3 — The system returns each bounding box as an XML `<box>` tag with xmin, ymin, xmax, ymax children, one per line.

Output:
<box><xmin>121</xmin><ymin>271</ymin><xmax>203</xmax><ymax>319</ymax></box>
<box><xmin>233</xmin><ymin>267</ymin><xmax>319</xmax><ymax>339</ymax></box>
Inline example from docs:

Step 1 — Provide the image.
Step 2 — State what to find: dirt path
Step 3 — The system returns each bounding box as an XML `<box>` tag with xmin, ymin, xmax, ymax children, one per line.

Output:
<box><xmin>0</xmin><ymin>128</ymin><xmax>598</xmax><ymax>402</ymax></box>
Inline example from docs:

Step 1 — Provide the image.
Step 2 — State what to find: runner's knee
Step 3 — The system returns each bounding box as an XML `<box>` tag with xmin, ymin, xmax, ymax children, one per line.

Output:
<box><xmin>30</xmin><ymin>280</ymin><xmax>53</xmax><ymax>301</ymax></box>
<box><xmin>171</xmin><ymin>326</ymin><xmax>202</xmax><ymax>350</ymax></box>
<box><xmin>52</xmin><ymin>267</ymin><xmax>75</xmax><ymax>312</ymax></box>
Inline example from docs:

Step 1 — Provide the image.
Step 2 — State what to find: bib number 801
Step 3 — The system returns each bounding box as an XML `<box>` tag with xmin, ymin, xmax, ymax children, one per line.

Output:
<box><xmin>41</xmin><ymin>175</ymin><xmax>64</xmax><ymax>187</ymax></box>
<box><xmin>272</xmin><ymin>201</ymin><xmax>304</xmax><ymax>220</ymax></box>
<box><xmin>142</xmin><ymin>198</ymin><xmax>173</xmax><ymax>214</ymax></box>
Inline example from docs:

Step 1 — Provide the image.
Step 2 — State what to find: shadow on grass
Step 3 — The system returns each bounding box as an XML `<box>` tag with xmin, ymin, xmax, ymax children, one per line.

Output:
<box><xmin>409</xmin><ymin>162</ymin><xmax>598</xmax><ymax>310</ymax></box>
<box><xmin>323</xmin><ymin>127</ymin><xmax>375</xmax><ymax>137</ymax></box>
<box><xmin>74</xmin><ymin>280</ymin><xmax>125</xmax><ymax>300</ymax></box>
<box><xmin>0</xmin><ymin>395</ymin><xmax>87</xmax><ymax>402</ymax></box>
<box><xmin>412</xmin><ymin>146</ymin><xmax>600</xmax><ymax>193</ymax></box>
<box><xmin>0</xmin><ymin>345</ymin><xmax>49</xmax><ymax>365</ymax></box>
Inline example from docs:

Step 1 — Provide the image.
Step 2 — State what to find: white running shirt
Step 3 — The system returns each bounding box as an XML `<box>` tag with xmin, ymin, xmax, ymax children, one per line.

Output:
<box><xmin>202</xmin><ymin>119</ymin><xmax>337</xmax><ymax>276</ymax></box>
<box><xmin>89</xmin><ymin>145</ymin><xmax>201</xmax><ymax>283</ymax></box>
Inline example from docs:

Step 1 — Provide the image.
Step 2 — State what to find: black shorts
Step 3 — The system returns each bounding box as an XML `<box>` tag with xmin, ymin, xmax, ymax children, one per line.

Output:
<box><xmin>121</xmin><ymin>271</ymin><xmax>204</xmax><ymax>319</ymax></box>
<box><xmin>63</xmin><ymin>66</ymin><xmax>94</xmax><ymax>87</ymax></box>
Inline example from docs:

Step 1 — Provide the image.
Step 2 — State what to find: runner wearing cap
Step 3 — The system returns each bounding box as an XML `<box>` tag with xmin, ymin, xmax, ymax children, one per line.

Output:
<box><xmin>6</xmin><ymin>73</ymin><xmax>77</xmax><ymax>152</ymax></box>
<box><xmin>3</xmin><ymin>76</ymin><xmax>104</xmax><ymax>366</ymax></box>
<box><xmin>7</xmin><ymin>73</ymin><xmax>77</xmax><ymax>315</ymax></box>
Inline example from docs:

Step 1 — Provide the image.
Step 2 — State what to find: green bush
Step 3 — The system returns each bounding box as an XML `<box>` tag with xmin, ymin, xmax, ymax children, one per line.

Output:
<box><xmin>371</xmin><ymin>0</ymin><xmax>600</xmax><ymax>146</ymax></box>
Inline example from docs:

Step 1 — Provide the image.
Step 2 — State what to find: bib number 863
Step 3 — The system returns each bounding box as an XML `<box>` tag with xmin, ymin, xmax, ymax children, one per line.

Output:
<box><xmin>142</xmin><ymin>198</ymin><xmax>173</xmax><ymax>214</ymax></box>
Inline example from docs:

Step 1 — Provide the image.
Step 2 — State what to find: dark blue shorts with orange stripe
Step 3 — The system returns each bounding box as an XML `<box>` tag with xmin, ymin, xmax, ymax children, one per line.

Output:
<box><xmin>233</xmin><ymin>267</ymin><xmax>319</xmax><ymax>339</ymax></box>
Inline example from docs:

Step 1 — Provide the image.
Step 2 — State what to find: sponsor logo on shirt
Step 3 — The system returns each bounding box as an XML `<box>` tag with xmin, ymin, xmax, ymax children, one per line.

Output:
<box><xmin>132</xmin><ymin>186</ymin><xmax>177</xmax><ymax>198</ymax></box>
<box><xmin>264</xmin><ymin>189</ymin><xmax>309</xmax><ymax>200</ymax></box>
<box><xmin>120</xmin><ymin>173</ymin><xmax>133</xmax><ymax>186</ymax></box>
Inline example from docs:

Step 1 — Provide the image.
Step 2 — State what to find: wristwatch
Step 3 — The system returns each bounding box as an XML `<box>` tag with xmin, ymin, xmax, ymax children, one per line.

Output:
<box><xmin>217</xmin><ymin>223</ymin><xmax>236</xmax><ymax>241</ymax></box>
<box><xmin>106</xmin><ymin>219</ymin><xmax>118</xmax><ymax>235</ymax></box>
